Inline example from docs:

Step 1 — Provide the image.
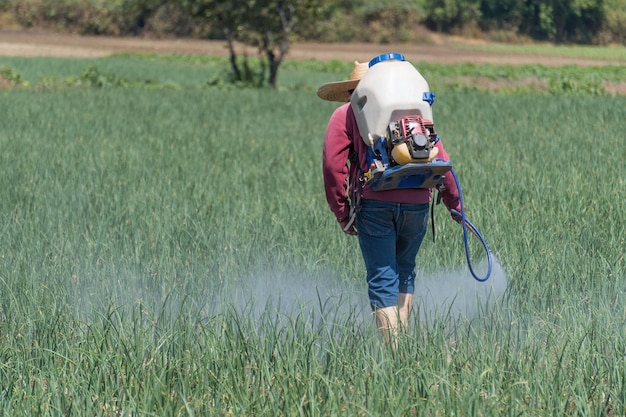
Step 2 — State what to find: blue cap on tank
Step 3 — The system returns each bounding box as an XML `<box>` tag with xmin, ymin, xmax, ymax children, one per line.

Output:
<box><xmin>368</xmin><ymin>53</ymin><xmax>406</xmax><ymax>67</ymax></box>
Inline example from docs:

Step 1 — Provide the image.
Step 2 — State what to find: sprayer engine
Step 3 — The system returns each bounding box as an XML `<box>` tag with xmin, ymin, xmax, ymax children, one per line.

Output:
<box><xmin>363</xmin><ymin>115</ymin><xmax>452</xmax><ymax>191</ymax></box>
<box><xmin>388</xmin><ymin>116</ymin><xmax>438</xmax><ymax>165</ymax></box>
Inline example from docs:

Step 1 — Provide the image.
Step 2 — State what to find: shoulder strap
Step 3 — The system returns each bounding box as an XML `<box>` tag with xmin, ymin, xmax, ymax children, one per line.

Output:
<box><xmin>430</xmin><ymin>189</ymin><xmax>443</xmax><ymax>242</ymax></box>
<box><xmin>343</xmin><ymin>148</ymin><xmax>362</xmax><ymax>232</ymax></box>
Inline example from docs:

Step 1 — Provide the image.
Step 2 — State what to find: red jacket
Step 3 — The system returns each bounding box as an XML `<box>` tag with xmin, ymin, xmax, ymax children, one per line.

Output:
<box><xmin>322</xmin><ymin>102</ymin><xmax>461</xmax><ymax>223</ymax></box>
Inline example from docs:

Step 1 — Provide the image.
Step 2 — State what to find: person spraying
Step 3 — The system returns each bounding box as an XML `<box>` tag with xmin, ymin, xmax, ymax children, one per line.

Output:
<box><xmin>318</xmin><ymin>54</ymin><xmax>462</xmax><ymax>344</ymax></box>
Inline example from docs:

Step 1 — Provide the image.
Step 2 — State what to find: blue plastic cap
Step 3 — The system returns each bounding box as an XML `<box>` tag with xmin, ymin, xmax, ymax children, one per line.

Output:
<box><xmin>422</xmin><ymin>91</ymin><xmax>436</xmax><ymax>105</ymax></box>
<box><xmin>368</xmin><ymin>53</ymin><xmax>406</xmax><ymax>67</ymax></box>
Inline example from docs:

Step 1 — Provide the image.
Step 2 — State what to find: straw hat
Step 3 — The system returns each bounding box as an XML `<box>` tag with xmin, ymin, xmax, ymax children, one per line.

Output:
<box><xmin>316</xmin><ymin>61</ymin><xmax>369</xmax><ymax>102</ymax></box>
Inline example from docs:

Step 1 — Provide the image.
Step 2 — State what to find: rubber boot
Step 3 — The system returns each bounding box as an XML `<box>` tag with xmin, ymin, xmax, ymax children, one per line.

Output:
<box><xmin>398</xmin><ymin>293</ymin><xmax>413</xmax><ymax>332</ymax></box>
<box><xmin>374</xmin><ymin>306</ymin><xmax>399</xmax><ymax>348</ymax></box>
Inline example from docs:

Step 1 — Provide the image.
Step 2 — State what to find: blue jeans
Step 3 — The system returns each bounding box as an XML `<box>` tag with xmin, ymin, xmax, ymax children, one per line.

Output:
<box><xmin>356</xmin><ymin>200</ymin><xmax>430</xmax><ymax>310</ymax></box>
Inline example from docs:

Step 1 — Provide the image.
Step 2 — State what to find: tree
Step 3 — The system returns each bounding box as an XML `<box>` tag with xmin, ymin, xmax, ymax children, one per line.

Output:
<box><xmin>177</xmin><ymin>0</ymin><xmax>249</xmax><ymax>83</ymax></box>
<box><xmin>479</xmin><ymin>0</ymin><xmax>525</xmax><ymax>31</ymax></box>
<box><xmin>519</xmin><ymin>0</ymin><xmax>606</xmax><ymax>43</ymax></box>
<box><xmin>423</xmin><ymin>0</ymin><xmax>481</xmax><ymax>32</ymax></box>
<box><xmin>179</xmin><ymin>0</ymin><xmax>323</xmax><ymax>88</ymax></box>
<box><xmin>120</xmin><ymin>0</ymin><xmax>171</xmax><ymax>35</ymax></box>
<box><xmin>245</xmin><ymin>0</ymin><xmax>322</xmax><ymax>88</ymax></box>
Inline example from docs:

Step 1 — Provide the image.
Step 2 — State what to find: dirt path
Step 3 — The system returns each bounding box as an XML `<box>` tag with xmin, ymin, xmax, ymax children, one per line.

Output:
<box><xmin>0</xmin><ymin>29</ymin><xmax>620</xmax><ymax>67</ymax></box>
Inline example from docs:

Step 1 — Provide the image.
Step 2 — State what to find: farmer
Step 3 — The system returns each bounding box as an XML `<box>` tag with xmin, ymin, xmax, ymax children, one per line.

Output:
<box><xmin>317</xmin><ymin>60</ymin><xmax>462</xmax><ymax>344</ymax></box>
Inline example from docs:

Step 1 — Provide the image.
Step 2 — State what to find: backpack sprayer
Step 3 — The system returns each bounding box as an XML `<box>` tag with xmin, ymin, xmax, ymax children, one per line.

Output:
<box><xmin>351</xmin><ymin>53</ymin><xmax>492</xmax><ymax>282</ymax></box>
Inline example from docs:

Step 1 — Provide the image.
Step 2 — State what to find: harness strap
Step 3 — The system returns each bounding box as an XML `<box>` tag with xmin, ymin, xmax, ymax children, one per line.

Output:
<box><xmin>431</xmin><ymin>188</ymin><xmax>443</xmax><ymax>242</ymax></box>
<box><xmin>343</xmin><ymin>149</ymin><xmax>362</xmax><ymax>233</ymax></box>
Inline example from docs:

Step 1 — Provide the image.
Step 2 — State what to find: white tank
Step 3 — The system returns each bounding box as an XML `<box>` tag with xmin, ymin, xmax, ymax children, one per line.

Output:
<box><xmin>351</xmin><ymin>53</ymin><xmax>434</xmax><ymax>146</ymax></box>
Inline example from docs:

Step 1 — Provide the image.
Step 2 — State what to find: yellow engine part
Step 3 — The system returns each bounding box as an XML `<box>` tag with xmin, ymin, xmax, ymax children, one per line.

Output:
<box><xmin>391</xmin><ymin>143</ymin><xmax>439</xmax><ymax>165</ymax></box>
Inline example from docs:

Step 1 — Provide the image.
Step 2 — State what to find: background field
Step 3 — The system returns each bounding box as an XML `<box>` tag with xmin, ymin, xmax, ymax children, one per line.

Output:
<box><xmin>1</xmin><ymin>49</ymin><xmax>626</xmax><ymax>415</ymax></box>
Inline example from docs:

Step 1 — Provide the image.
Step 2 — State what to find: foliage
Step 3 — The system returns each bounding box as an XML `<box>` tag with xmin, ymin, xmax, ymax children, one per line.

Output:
<box><xmin>601</xmin><ymin>0</ymin><xmax>626</xmax><ymax>44</ymax></box>
<box><xmin>423</xmin><ymin>0</ymin><xmax>482</xmax><ymax>32</ymax></box>
<box><xmin>174</xmin><ymin>0</ymin><xmax>324</xmax><ymax>88</ymax></box>
<box><xmin>7</xmin><ymin>0</ymin><xmax>124</xmax><ymax>34</ymax></box>
<box><xmin>309</xmin><ymin>0</ymin><xmax>431</xmax><ymax>43</ymax></box>
<box><xmin>2</xmin><ymin>51</ymin><xmax>625</xmax><ymax>95</ymax></box>
<box><xmin>3</xmin><ymin>0</ymin><xmax>626</xmax><ymax>45</ymax></box>
<box><xmin>0</xmin><ymin>65</ymin><xmax>22</xmax><ymax>86</ymax></box>
<box><xmin>518</xmin><ymin>0</ymin><xmax>606</xmax><ymax>43</ymax></box>
<box><xmin>478</xmin><ymin>0</ymin><xmax>525</xmax><ymax>31</ymax></box>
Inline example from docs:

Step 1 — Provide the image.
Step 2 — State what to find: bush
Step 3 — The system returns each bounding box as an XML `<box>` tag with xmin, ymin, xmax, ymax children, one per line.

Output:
<box><xmin>315</xmin><ymin>2</ymin><xmax>433</xmax><ymax>44</ymax></box>
<box><xmin>8</xmin><ymin>0</ymin><xmax>124</xmax><ymax>34</ymax></box>
<box><xmin>600</xmin><ymin>0</ymin><xmax>626</xmax><ymax>44</ymax></box>
<box><xmin>2</xmin><ymin>0</ymin><xmax>624</xmax><ymax>45</ymax></box>
<box><xmin>0</xmin><ymin>66</ymin><xmax>22</xmax><ymax>87</ymax></box>
<box><xmin>5</xmin><ymin>0</ymin><xmax>191</xmax><ymax>36</ymax></box>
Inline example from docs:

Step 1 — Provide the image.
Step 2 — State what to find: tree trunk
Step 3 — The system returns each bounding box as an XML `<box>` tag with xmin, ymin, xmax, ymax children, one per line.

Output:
<box><xmin>266</xmin><ymin>49</ymin><xmax>279</xmax><ymax>88</ymax></box>
<box><xmin>265</xmin><ymin>32</ymin><xmax>290</xmax><ymax>88</ymax></box>
<box><xmin>224</xmin><ymin>27</ymin><xmax>241</xmax><ymax>82</ymax></box>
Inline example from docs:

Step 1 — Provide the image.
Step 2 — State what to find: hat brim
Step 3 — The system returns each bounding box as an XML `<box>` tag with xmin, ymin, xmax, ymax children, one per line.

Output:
<box><xmin>316</xmin><ymin>79</ymin><xmax>360</xmax><ymax>102</ymax></box>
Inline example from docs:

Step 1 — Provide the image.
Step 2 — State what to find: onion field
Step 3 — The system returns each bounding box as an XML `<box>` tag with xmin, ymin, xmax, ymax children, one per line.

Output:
<box><xmin>0</xmin><ymin>53</ymin><xmax>625</xmax><ymax>415</ymax></box>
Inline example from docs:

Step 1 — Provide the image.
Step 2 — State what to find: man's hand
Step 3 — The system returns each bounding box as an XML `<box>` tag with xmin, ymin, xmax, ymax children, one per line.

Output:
<box><xmin>339</xmin><ymin>218</ymin><xmax>357</xmax><ymax>236</ymax></box>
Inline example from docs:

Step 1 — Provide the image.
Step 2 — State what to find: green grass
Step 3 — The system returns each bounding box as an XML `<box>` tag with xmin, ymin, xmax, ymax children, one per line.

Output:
<box><xmin>3</xmin><ymin>51</ymin><xmax>626</xmax><ymax>94</ymax></box>
<box><xmin>454</xmin><ymin>42</ymin><xmax>626</xmax><ymax>62</ymax></box>
<box><xmin>0</xmin><ymin>54</ymin><xmax>625</xmax><ymax>415</ymax></box>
